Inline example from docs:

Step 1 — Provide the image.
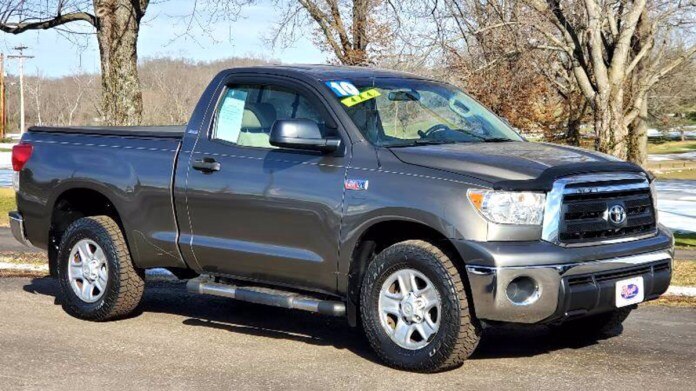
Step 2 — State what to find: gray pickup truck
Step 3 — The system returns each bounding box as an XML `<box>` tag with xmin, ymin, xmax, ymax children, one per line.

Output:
<box><xmin>9</xmin><ymin>65</ymin><xmax>673</xmax><ymax>372</ymax></box>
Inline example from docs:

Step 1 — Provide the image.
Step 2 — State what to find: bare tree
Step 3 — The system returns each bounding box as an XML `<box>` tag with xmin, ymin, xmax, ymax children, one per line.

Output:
<box><xmin>27</xmin><ymin>70</ymin><xmax>43</xmax><ymax>125</ymax></box>
<box><xmin>420</xmin><ymin>0</ymin><xmax>580</xmax><ymax>139</ymax></box>
<box><xmin>526</xmin><ymin>0</ymin><xmax>696</xmax><ymax>162</ymax></box>
<box><xmin>648</xmin><ymin>55</ymin><xmax>696</xmax><ymax>128</ymax></box>
<box><xmin>624</xmin><ymin>6</ymin><xmax>696</xmax><ymax>164</ymax></box>
<box><xmin>0</xmin><ymin>0</ymin><xmax>149</xmax><ymax>125</ymax></box>
<box><xmin>270</xmin><ymin>0</ymin><xmax>399</xmax><ymax>65</ymax></box>
<box><xmin>65</xmin><ymin>74</ymin><xmax>95</xmax><ymax>125</ymax></box>
<box><xmin>3</xmin><ymin>56</ymin><xmax>273</xmax><ymax>130</ymax></box>
<box><xmin>534</xmin><ymin>51</ymin><xmax>591</xmax><ymax>145</ymax></box>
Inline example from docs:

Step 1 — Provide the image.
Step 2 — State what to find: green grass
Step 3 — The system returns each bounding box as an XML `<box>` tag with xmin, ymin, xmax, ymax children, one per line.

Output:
<box><xmin>674</xmin><ymin>232</ymin><xmax>696</xmax><ymax>248</ymax></box>
<box><xmin>0</xmin><ymin>188</ymin><xmax>16</xmax><ymax>227</ymax></box>
<box><xmin>648</xmin><ymin>140</ymin><xmax>696</xmax><ymax>154</ymax></box>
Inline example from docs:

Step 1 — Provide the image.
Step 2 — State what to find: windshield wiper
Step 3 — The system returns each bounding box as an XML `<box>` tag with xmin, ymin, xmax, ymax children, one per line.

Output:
<box><xmin>481</xmin><ymin>137</ymin><xmax>514</xmax><ymax>142</ymax></box>
<box><xmin>387</xmin><ymin>139</ymin><xmax>457</xmax><ymax>148</ymax></box>
<box><xmin>413</xmin><ymin>139</ymin><xmax>456</xmax><ymax>145</ymax></box>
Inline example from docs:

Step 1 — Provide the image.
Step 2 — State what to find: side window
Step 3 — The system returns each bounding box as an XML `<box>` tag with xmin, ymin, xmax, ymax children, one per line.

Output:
<box><xmin>212</xmin><ymin>84</ymin><xmax>326</xmax><ymax>148</ymax></box>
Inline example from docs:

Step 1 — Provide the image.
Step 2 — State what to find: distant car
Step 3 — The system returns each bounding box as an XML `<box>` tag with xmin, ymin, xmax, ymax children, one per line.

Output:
<box><xmin>647</xmin><ymin>128</ymin><xmax>662</xmax><ymax>139</ymax></box>
<box><xmin>9</xmin><ymin>65</ymin><xmax>673</xmax><ymax>372</ymax></box>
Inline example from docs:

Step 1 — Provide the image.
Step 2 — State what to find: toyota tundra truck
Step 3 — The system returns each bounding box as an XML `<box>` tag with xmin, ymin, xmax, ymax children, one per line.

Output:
<box><xmin>9</xmin><ymin>65</ymin><xmax>673</xmax><ymax>372</ymax></box>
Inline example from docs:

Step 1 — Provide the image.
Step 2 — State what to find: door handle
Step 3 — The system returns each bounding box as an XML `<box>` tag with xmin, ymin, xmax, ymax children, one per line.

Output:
<box><xmin>192</xmin><ymin>158</ymin><xmax>221</xmax><ymax>173</ymax></box>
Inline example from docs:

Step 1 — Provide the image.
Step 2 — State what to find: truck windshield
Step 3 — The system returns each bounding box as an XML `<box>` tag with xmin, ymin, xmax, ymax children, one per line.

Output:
<box><xmin>326</xmin><ymin>78</ymin><xmax>523</xmax><ymax>147</ymax></box>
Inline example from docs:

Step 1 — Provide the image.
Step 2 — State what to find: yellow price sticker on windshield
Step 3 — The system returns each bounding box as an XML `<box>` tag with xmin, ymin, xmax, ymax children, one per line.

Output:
<box><xmin>341</xmin><ymin>88</ymin><xmax>381</xmax><ymax>107</ymax></box>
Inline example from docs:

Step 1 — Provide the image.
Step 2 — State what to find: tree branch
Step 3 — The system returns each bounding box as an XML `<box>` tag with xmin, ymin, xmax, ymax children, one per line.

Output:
<box><xmin>608</xmin><ymin>0</ymin><xmax>647</xmax><ymax>84</ymax></box>
<box><xmin>623</xmin><ymin>45</ymin><xmax>696</xmax><ymax>126</ymax></box>
<box><xmin>624</xmin><ymin>22</ymin><xmax>656</xmax><ymax>78</ymax></box>
<box><xmin>0</xmin><ymin>11</ymin><xmax>96</xmax><ymax>33</ymax></box>
<box><xmin>298</xmin><ymin>0</ymin><xmax>348</xmax><ymax>63</ymax></box>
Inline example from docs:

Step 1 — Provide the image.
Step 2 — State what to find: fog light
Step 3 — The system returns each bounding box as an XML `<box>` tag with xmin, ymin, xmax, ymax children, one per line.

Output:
<box><xmin>506</xmin><ymin>276</ymin><xmax>540</xmax><ymax>305</ymax></box>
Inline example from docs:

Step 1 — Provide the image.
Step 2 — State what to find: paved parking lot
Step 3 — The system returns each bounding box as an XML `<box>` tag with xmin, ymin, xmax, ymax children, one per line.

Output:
<box><xmin>0</xmin><ymin>277</ymin><xmax>694</xmax><ymax>390</ymax></box>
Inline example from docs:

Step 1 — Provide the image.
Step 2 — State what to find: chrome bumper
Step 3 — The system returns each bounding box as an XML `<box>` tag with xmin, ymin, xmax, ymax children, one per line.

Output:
<box><xmin>9</xmin><ymin>211</ymin><xmax>32</xmax><ymax>247</ymax></box>
<box><xmin>466</xmin><ymin>250</ymin><xmax>673</xmax><ymax>324</ymax></box>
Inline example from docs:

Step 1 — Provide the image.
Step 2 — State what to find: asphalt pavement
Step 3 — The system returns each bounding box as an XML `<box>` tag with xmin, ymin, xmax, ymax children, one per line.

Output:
<box><xmin>0</xmin><ymin>227</ymin><xmax>41</xmax><ymax>253</ymax></box>
<box><xmin>0</xmin><ymin>277</ymin><xmax>694</xmax><ymax>390</ymax></box>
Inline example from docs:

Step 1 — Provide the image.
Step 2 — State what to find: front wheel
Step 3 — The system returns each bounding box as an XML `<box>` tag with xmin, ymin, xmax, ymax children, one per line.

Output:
<box><xmin>360</xmin><ymin>240</ymin><xmax>481</xmax><ymax>372</ymax></box>
<box><xmin>57</xmin><ymin>216</ymin><xmax>145</xmax><ymax>321</ymax></box>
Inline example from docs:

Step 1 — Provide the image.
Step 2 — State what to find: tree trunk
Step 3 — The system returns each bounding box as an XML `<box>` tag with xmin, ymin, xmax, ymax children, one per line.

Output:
<box><xmin>627</xmin><ymin>98</ymin><xmax>648</xmax><ymax>165</ymax></box>
<box><xmin>566</xmin><ymin>118</ymin><xmax>581</xmax><ymax>146</ymax></box>
<box><xmin>594</xmin><ymin>89</ymin><xmax>628</xmax><ymax>159</ymax></box>
<box><xmin>348</xmin><ymin>0</ymin><xmax>369</xmax><ymax>65</ymax></box>
<box><xmin>626</xmin><ymin>9</ymin><xmax>650</xmax><ymax>167</ymax></box>
<box><xmin>566</xmin><ymin>99</ymin><xmax>587</xmax><ymax>146</ymax></box>
<box><xmin>94</xmin><ymin>0</ymin><xmax>144</xmax><ymax>125</ymax></box>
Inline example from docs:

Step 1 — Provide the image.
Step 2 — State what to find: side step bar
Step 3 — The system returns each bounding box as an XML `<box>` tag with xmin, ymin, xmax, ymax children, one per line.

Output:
<box><xmin>186</xmin><ymin>277</ymin><xmax>346</xmax><ymax>317</ymax></box>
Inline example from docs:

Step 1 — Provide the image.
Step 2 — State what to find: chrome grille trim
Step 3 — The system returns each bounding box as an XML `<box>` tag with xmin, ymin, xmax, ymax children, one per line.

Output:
<box><xmin>563</xmin><ymin>182</ymin><xmax>650</xmax><ymax>194</ymax></box>
<box><xmin>541</xmin><ymin>172</ymin><xmax>656</xmax><ymax>247</ymax></box>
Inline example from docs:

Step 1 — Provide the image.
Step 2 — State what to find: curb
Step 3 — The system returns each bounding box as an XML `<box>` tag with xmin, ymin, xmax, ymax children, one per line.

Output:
<box><xmin>666</xmin><ymin>286</ymin><xmax>696</xmax><ymax>297</ymax></box>
<box><xmin>0</xmin><ymin>262</ymin><xmax>47</xmax><ymax>273</ymax></box>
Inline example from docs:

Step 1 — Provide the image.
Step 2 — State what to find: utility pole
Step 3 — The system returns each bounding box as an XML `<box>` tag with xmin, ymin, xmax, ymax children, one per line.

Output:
<box><xmin>8</xmin><ymin>46</ymin><xmax>33</xmax><ymax>134</ymax></box>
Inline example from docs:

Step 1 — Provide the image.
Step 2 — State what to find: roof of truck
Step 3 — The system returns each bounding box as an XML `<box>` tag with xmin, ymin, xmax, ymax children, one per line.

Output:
<box><xmin>226</xmin><ymin>64</ymin><xmax>430</xmax><ymax>82</ymax></box>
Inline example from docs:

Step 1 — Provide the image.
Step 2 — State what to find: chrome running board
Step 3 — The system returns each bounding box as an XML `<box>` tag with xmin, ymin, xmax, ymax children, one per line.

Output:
<box><xmin>186</xmin><ymin>276</ymin><xmax>346</xmax><ymax>317</ymax></box>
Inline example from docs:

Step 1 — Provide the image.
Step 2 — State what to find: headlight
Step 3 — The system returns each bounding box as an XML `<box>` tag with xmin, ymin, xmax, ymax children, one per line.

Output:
<box><xmin>467</xmin><ymin>189</ymin><xmax>546</xmax><ymax>225</ymax></box>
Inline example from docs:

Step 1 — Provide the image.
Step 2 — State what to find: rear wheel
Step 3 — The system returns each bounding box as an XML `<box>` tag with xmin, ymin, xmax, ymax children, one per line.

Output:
<box><xmin>57</xmin><ymin>216</ymin><xmax>145</xmax><ymax>321</ymax></box>
<box><xmin>360</xmin><ymin>240</ymin><xmax>480</xmax><ymax>372</ymax></box>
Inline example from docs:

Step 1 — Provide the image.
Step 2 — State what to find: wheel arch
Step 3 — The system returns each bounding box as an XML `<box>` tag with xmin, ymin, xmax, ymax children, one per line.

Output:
<box><xmin>47</xmin><ymin>185</ymin><xmax>126</xmax><ymax>277</ymax></box>
<box><xmin>343</xmin><ymin>217</ymin><xmax>472</xmax><ymax>327</ymax></box>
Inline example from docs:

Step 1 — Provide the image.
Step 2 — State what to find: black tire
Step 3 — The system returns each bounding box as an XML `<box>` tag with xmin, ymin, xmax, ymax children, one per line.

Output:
<box><xmin>360</xmin><ymin>240</ymin><xmax>480</xmax><ymax>372</ymax></box>
<box><xmin>554</xmin><ymin>307</ymin><xmax>633</xmax><ymax>337</ymax></box>
<box><xmin>57</xmin><ymin>216</ymin><xmax>145</xmax><ymax>321</ymax></box>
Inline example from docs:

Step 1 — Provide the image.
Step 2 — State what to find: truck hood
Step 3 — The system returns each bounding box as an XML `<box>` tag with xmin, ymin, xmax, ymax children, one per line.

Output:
<box><xmin>389</xmin><ymin>141</ymin><xmax>620</xmax><ymax>184</ymax></box>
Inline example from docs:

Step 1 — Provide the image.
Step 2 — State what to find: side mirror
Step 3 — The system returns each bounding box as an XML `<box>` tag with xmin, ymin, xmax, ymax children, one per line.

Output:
<box><xmin>269</xmin><ymin>119</ymin><xmax>341</xmax><ymax>153</ymax></box>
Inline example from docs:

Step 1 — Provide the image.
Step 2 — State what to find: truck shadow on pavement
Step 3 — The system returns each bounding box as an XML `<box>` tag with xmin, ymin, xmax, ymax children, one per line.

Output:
<box><xmin>23</xmin><ymin>277</ymin><xmax>617</xmax><ymax>363</ymax></box>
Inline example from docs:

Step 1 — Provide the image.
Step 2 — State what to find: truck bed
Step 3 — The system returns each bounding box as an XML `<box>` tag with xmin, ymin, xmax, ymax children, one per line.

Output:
<box><xmin>29</xmin><ymin>125</ymin><xmax>185</xmax><ymax>139</ymax></box>
<box><xmin>18</xmin><ymin>127</ymin><xmax>185</xmax><ymax>270</ymax></box>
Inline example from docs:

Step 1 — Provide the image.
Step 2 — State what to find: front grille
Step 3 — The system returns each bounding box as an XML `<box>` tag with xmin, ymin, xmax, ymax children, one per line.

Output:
<box><xmin>558</xmin><ymin>177</ymin><xmax>656</xmax><ymax>245</ymax></box>
<box><xmin>566</xmin><ymin>260</ymin><xmax>670</xmax><ymax>286</ymax></box>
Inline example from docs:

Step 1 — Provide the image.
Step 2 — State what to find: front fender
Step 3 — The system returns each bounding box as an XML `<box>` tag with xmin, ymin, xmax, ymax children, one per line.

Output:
<box><xmin>335</xmin><ymin>155</ymin><xmax>494</xmax><ymax>295</ymax></box>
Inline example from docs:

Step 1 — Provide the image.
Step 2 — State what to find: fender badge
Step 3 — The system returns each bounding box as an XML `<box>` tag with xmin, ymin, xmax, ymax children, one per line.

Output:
<box><xmin>345</xmin><ymin>179</ymin><xmax>369</xmax><ymax>191</ymax></box>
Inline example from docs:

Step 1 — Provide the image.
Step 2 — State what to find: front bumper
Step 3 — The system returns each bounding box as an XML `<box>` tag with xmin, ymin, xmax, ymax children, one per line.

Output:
<box><xmin>463</xmin><ymin>238</ymin><xmax>673</xmax><ymax>324</ymax></box>
<box><xmin>9</xmin><ymin>211</ymin><xmax>32</xmax><ymax>247</ymax></box>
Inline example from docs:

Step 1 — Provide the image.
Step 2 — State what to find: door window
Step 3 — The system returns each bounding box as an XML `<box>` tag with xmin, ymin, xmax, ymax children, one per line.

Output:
<box><xmin>212</xmin><ymin>84</ymin><xmax>325</xmax><ymax>148</ymax></box>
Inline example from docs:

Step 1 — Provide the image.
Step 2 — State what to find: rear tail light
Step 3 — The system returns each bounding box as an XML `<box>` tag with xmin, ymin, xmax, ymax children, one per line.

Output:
<box><xmin>12</xmin><ymin>143</ymin><xmax>33</xmax><ymax>172</ymax></box>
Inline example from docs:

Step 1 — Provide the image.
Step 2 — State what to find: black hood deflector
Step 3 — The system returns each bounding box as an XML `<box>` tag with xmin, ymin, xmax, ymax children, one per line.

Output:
<box><xmin>492</xmin><ymin>162</ymin><xmax>649</xmax><ymax>191</ymax></box>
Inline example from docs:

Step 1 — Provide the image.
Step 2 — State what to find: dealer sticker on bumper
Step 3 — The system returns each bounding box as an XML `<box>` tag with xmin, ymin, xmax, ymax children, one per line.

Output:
<box><xmin>616</xmin><ymin>276</ymin><xmax>645</xmax><ymax>307</ymax></box>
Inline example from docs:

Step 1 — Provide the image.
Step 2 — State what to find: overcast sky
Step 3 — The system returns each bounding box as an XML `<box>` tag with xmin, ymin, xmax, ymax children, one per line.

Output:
<box><xmin>0</xmin><ymin>0</ymin><xmax>327</xmax><ymax>78</ymax></box>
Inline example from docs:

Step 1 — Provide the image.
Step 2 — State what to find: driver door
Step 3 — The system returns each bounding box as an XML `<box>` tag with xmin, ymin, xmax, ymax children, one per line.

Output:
<box><xmin>182</xmin><ymin>76</ymin><xmax>348</xmax><ymax>294</ymax></box>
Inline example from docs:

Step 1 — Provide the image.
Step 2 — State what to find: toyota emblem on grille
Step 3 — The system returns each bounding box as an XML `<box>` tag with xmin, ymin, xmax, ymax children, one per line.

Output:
<box><xmin>607</xmin><ymin>204</ymin><xmax>627</xmax><ymax>225</ymax></box>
